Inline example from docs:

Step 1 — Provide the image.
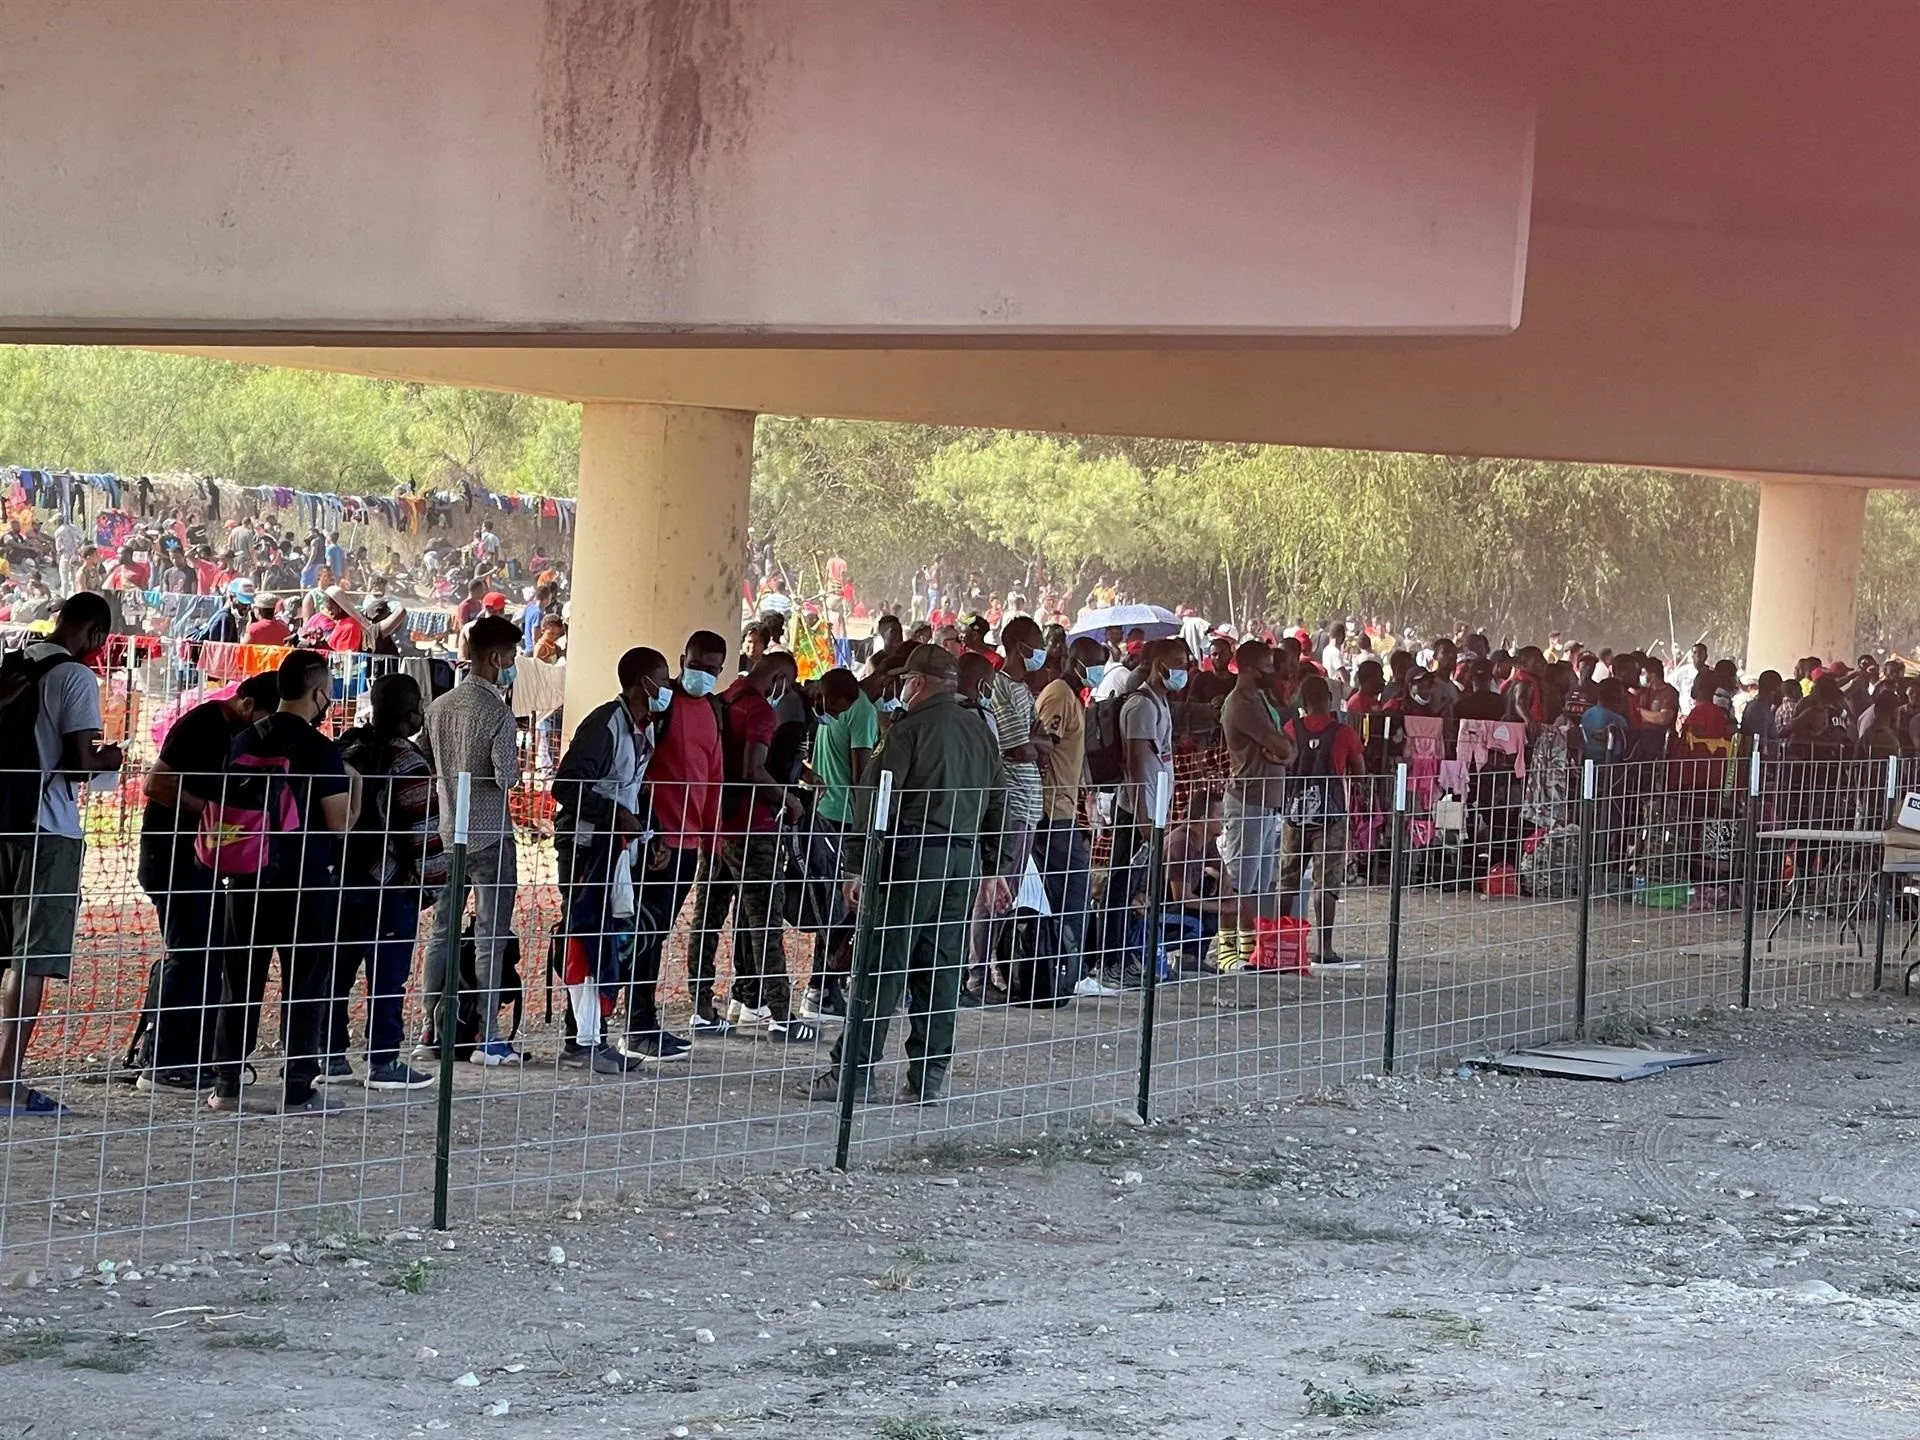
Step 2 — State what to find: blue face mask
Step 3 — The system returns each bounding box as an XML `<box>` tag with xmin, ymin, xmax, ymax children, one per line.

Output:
<box><xmin>1084</xmin><ymin>663</ymin><xmax>1109</xmax><ymax>687</ymax></box>
<box><xmin>1023</xmin><ymin>648</ymin><xmax>1047</xmax><ymax>673</ymax></box>
<box><xmin>1165</xmin><ymin>668</ymin><xmax>1189</xmax><ymax>693</ymax></box>
<box><xmin>648</xmin><ymin>686</ymin><xmax>673</xmax><ymax>714</ymax></box>
<box><xmin>680</xmin><ymin>668</ymin><xmax>717</xmax><ymax>698</ymax></box>
<box><xmin>497</xmin><ymin>664</ymin><xmax>518</xmax><ymax>689</ymax></box>
<box><xmin>878</xmin><ymin>697</ymin><xmax>905</xmax><ymax>714</ymax></box>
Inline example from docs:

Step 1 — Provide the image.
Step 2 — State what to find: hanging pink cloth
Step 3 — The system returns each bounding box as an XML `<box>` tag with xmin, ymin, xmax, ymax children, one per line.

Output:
<box><xmin>1456</xmin><ymin>719</ymin><xmax>1528</xmax><ymax>779</ymax></box>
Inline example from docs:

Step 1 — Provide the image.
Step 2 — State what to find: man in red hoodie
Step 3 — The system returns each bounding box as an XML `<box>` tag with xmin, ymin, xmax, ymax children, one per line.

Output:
<box><xmin>623</xmin><ymin>630</ymin><xmax>728</xmax><ymax>1060</ymax></box>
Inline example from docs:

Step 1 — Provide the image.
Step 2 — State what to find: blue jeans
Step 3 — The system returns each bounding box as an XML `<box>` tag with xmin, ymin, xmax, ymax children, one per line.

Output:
<box><xmin>333</xmin><ymin>883</ymin><xmax>423</xmax><ymax>1067</ymax></box>
<box><xmin>1032</xmin><ymin>819</ymin><xmax>1093</xmax><ymax>973</ymax></box>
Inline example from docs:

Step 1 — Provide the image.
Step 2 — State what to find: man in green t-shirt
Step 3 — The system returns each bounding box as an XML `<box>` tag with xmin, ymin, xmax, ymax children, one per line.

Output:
<box><xmin>813</xmin><ymin>669</ymin><xmax>878</xmax><ymax>825</ymax></box>
<box><xmin>799</xmin><ymin>669</ymin><xmax>878</xmax><ymax>1016</ymax></box>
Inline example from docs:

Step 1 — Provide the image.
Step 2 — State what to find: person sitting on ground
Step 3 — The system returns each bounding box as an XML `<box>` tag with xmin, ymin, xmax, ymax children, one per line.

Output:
<box><xmin>1160</xmin><ymin>791</ymin><xmax>1230</xmax><ymax>967</ymax></box>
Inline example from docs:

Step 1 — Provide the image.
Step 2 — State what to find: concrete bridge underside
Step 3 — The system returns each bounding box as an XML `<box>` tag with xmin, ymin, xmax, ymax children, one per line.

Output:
<box><xmin>5</xmin><ymin>0</ymin><xmax>1918</xmax><ymax>706</ymax></box>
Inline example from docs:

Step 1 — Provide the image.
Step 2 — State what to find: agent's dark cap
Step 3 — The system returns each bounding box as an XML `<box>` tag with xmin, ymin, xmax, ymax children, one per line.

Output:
<box><xmin>901</xmin><ymin>644</ymin><xmax>958</xmax><ymax>680</ymax></box>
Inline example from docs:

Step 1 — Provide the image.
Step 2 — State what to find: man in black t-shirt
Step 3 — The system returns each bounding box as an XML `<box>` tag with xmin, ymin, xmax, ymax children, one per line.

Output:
<box><xmin>1453</xmin><ymin>660</ymin><xmax>1507</xmax><ymax>721</ymax></box>
<box><xmin>135</xmin><ymin>673</ymin><xmax>280</xmax><ymax>1090</ymax></box>
<box><xmin>1190</xmin><ymin>634</ymin><xmax>1238</xmax><ymax>705</ymax></box>
<box><xmin>194</xmin><ymin>651</ymin><xmax>359</xmax><ymax>1114</ymax></box>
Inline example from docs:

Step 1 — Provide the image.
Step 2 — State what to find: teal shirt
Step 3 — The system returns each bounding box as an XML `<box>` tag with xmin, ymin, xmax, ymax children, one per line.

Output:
<box><xmin>813</xmin><ymin>691</ymin><xmax>879</xmax><ymax>824</ymax></box>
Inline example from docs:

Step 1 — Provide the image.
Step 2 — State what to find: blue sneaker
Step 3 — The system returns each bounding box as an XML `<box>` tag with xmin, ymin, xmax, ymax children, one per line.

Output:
<box><xmin>467</xmin><ymin>1041</ymin><xmax>524</xmax><ymax>1068</ymax></box>
<box><xmin>2</xmin><ymin>1087</ymin><xmax>69</xmax><ymax>1117</ymax></box>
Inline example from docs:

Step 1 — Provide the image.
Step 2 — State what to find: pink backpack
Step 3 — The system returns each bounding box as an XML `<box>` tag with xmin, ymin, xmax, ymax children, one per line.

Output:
<box><xmin>194</xmin><ymin>750</ymin><xmax>299</xmax><ymax>878</ymax></box>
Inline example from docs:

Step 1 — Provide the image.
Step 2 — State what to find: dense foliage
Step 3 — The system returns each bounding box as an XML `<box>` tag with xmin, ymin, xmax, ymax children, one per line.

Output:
<box><xmin>0</xmin><ymin>346</ymin><xmax>580</xmax><ymax>498</ymax></box>
<box><xmin>4</xmin><ymin>347</ymin><xmax>1914</xmax><ymax>654</ymax></box>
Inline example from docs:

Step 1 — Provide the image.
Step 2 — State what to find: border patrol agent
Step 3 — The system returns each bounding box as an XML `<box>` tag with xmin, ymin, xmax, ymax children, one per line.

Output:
<box><xmin>811</xmin><ymin>644</ymin><xmax>1007</xmax><ymax>1105</ymax></box>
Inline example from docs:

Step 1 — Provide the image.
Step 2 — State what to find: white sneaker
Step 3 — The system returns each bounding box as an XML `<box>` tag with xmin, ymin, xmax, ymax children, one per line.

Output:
<box><xmin>725</xmin><ymin>1000</ymin><xmax>772</xmax><ymax>1028</ymax></box>
<box><xmin>1074</xmin><ymin>974</ymin><xmax>1123</xmax><ymax>998</ymax></box>
<box><xmin>467</xmin><ymin>1041</ymin><xmax>524</xmax><ymax>1067</ymax></box>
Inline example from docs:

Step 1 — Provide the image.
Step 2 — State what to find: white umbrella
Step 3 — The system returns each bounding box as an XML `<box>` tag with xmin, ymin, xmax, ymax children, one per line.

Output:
<box><xmin>1067</xmin><ymin>603</ymin><xmax>1180</xmax><ymax>642</ymax></box>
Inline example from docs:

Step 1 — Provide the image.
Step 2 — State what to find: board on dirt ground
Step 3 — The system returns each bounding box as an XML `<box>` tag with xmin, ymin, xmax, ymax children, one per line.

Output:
<box><xmin>1463</xmin><ymin>1043</ymin><xmax>1723</xmax><ymax>1082</ymax></box>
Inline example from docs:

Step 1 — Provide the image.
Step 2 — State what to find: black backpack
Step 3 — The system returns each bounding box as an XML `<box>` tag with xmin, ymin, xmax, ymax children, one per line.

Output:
<box><xmin>1284</xmin><ymin>715</ymin><xmax>1342</xmax><ymax>826</ymax></box>
<box><xmin>337</xmin><ymin>725</ymin><xmax>394</xmax><ymax>884</ymax></box>
<box><xmin>1085</xmin><ymin>694</ymin><xmax>1127</xmax><ymax>785</ymax></box>
<box><xmin>0</xmin><ymin>649</ymin><xmax>84</xmax><ymax>834</ymax></box>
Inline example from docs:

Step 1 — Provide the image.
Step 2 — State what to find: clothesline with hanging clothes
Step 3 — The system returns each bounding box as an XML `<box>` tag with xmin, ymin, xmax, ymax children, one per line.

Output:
<box><xmin>5</xmin><ymin>467</ymin><xmax>126</xmax><ymax>525</ymax></box>
<box><xmin>3</xmin><ymin>465</ymin><xmax>577</xmax><ymax>536</ymax></box>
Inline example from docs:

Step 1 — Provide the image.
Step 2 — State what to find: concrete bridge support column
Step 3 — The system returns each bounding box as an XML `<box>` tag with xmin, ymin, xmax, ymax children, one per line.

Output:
<box><xmin>1744</xmin><ymin>478</ymin><xmax>1868</xmax><ymax>676</ymax></box>
<box><xmin>563</xmin><ymin>403</ymin><xmax>755</xmax><ymax>733</ymax></box>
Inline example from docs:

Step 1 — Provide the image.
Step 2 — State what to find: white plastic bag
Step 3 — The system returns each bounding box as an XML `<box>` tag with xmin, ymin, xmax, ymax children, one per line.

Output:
<box><xmin>610</xmin><ymin>844</ymin><xmax>637</xmax><ymax>919</ymax></box>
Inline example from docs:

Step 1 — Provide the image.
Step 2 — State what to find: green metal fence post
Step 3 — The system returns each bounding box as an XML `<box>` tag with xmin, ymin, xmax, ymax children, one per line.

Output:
<box><xmin>834</xmin><ymin>771</ymin><xmax>893</xmax><ymax>1171</ymax></box>
<box><xmin>1134</xmin><ymin>772</ymin><xmax>1172</xmax><ymax>1124</ymax></box>
<box><xmin>1875</xmin><ymin>755</ymin><xmax>1897</xmax><ymax>991</ymax></box>
<box><xmin>1739</xmin><ymin>747</ymin><xmax>1761</xmax><ymax>1008</ymax></box>
<box><xmin>1382</xmin><ymin>762</ymin><xmax>1408</xmax><ymax>1076</ymax></box>
<box><xmin>1573</xmin><ymin>757</ymin><xmax>1596</xmax><ymax>1038</ymax></box>
<box><xmin>432</xmin><ymin>771</ymin><xmax>471</xmax><ymax>1232</ymax></box>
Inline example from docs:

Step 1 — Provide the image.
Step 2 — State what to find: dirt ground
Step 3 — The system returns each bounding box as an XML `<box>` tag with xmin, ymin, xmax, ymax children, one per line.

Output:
<box><xmin>8</xmin><ymin>996</ymin><xmax>1920</xmax><ymax>1439</ymax></box>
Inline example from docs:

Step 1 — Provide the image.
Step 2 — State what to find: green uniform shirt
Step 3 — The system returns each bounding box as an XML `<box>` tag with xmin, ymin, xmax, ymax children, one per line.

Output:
<box><xmin>846</xmin><ymin>691</ymin><xmax>1009</xmax><ymax>873</ymax></box>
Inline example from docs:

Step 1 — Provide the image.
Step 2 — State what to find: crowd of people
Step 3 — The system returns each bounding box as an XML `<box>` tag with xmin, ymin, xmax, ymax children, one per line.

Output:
<box><xmin>0</xmin><ymin>492</ymin><xmax>1910</xmax><ymax>1114</ymax></box>
<box><xmin>3</xmin><ymin>558</ymin><xmax>1912</xmax><ymax>1118</ymax></box>
<box><xmin>0</xmin><ymin>499</ymin><xmax>572</xmax><ymax>668</ymax></box>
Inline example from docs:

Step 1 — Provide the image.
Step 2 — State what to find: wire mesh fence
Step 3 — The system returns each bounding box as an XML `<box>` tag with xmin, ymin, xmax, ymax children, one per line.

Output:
<box><xmin>2</xmin><ymin>710</ymin><xmax>1914</xmax><ymax>1272</ymax></box>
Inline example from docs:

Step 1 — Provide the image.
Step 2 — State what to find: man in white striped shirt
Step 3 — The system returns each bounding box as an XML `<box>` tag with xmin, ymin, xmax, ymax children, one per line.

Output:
<box><xmin>419</xmin><ymin>615</ymin><xmax>523</xmax><ymax>1066</ymax></box>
